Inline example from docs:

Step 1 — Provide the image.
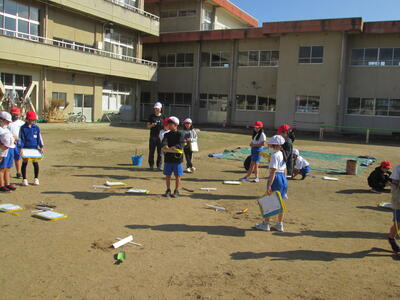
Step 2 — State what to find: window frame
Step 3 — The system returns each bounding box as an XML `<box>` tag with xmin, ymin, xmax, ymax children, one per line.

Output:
<box><xmin>295</xmin><ymin>95</ymin><xmax>321</xmax><ymax>113</ymax></box>
<box><xmin>238</xmin><ymin>50</ymin><xmax>279</xmax><ymax>67</ymax></box>
<box><xmin>298</xmin><ymin>46</ymin><xmax>324</xmax><ymax>64</ymax></box>
<box><xmin>350</xmin><ymin>47</ymin><xmax>400</xmax><ymax>67</ymax></box>
<box><xmin>235</xmin><ymin>94</ymin><xmax>277</xmax><ymax>112</ymax></box>
<box><xmin>201</xmin><ymin>51</ymin><xmax>230</xmax><ymax>68</ymax></box>
<box><xmin>346</xmin><ymin>97</ymin><xmax>400</xmax><ymax>117</ymax></box>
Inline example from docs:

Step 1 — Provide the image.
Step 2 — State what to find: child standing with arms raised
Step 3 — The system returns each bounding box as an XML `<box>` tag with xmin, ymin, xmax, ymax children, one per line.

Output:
<box><xmin>255</xmin><ymin>135</ymin><xmax>288</xmax><ymax>232</ymax></box>
<box><xmin>240</xmin><ymin>121</ymin><xmax>266</xmax><ymax>183</ymax></box>
<box><xmin>19</xmin><ymin>111</ymin><xmax>44</xmax><ymax>186</ymax></box>
<box><xmin>162</xmin><ymin>117</ymin><xmax>184</xmax><ymax>198</ymax></box>
<box><xmin>182</xmin><ymin>118</ymin><xmax>198</xmax><ymax>173</ymax></box>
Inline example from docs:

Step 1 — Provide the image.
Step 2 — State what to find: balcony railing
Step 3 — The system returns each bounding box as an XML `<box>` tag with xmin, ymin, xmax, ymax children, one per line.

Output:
<box><xmin>105</xmin><ymin>0</ymin><xmax>160</xmax><ymax>21</ymax></box>
<box><xmin>0</xmin><ymin>28</ymin><xmax>158</xmax><ymax>68</ymax></box>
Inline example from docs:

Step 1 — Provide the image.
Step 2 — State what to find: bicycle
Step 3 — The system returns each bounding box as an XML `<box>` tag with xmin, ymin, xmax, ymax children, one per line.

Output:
<box><xmin>67</xmin><ymin>112</ymin><xmax>87</xmax><ymax>123</ymax></box>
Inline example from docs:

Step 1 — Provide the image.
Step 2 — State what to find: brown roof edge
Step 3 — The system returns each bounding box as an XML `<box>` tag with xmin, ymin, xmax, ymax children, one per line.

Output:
<box><xmin>262</xmin><ymin>18</ymin><xmax>363</xmax><ymax>34</ymax></box>
<box><xmin>363</xmin><ymin>21</ymin><xmax>400</xmax><ymax>33</ymax></box>
<box><xmin>143</xmin><ymin>0</ymin><xmax>258</xmax><ymax>27</ymax></box>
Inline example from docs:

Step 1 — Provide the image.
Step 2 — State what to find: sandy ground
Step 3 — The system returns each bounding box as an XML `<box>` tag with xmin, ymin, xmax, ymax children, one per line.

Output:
<box><xmin>0</xmin><ymin>123</ymin><xmax>399</xmax><ymax>300</ymax></box>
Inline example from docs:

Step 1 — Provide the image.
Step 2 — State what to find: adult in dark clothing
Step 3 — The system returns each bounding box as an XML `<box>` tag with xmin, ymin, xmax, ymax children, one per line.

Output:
<box><xmin>278</xmin><ymin>124</ymin><xmax>294</xmax><ymax>177</ymax></box>
<box><xmin>146</xmin><ymin>102</ymin><xmax>165</xmax><ymax>170</ymax></box>
<box><xmin>368</xmin><ymin>161</ymin><xmax>392</xmax><ymax>193</ymax></box>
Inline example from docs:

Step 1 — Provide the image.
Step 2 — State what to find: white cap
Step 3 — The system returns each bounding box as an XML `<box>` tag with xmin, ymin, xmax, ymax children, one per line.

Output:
<box><xmin>0</xmin><ymin>111</ymin><xmax>12</xmax><ymax>123</ymax></box>
<box><xmin>168</xmin><ymin>116</ymin><xmax>179</xmax><ymax>125</ymax></box>
<box><xmin>268</xmin><ymin>135</ymin><xmax>286</xmax><ymax>145</ymax></box>
<box><xmin>293</xmin><ymin>149</ymin><xmax>300</xmax><ymax>156</ymax></box>
<box><xmin>183</xmin><ymin>118</ymin><xmax>192</xmax><ymax>124</ymax></box>
<box><xmin>0</xmin><ymin>132</ymin><xmax>15</xmax><ymax>149</ymax></box>
<box><xmin>154</xmin><ymin>102</ymin><xmax>162</xmax><ymax>109</ymax></box>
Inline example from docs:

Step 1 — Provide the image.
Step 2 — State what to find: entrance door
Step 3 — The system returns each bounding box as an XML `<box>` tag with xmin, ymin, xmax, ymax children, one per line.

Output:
<box><xmin>74</xmin><ymin>94</ymin><xmax>93</xmax><ymax>122</ymax></box>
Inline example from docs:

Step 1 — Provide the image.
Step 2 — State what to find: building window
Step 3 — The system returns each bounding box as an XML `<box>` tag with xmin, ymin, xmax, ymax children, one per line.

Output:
<box><xmin>201</xmin><ymin>51</ymin><xmax>230</xmax><ymax>67</ymax></box>
<box><xmin>52</xmin><ymin>92</ymin><xmax>67</xmax><ymax>109</ymax></box>
<box><xmin>141</xmin><ymin>92</ymin><xmax>151</xmax><ymax>104</ymax></box>
<box><xmin>295</xmin><ymin>95</ymin><xmax>320</xmax><ymax>113</ymax></box>
<box><xmin>298</xmin><ymin>46</ymin><xmax>324</xmax><ymax>64</ymax></box>
<box><xmin>159</xmin><ymin>53</ymin><xmax>194</xmax><ymax>68</ymax></box>
<box><xmin>199</xmin><ymin>94</ymin><xmax>228</xmax><ymax>111</ymax></box>
<box><xmin>235</xmin><ymin>95</ymin><xmax>276</xmax><ymax>112</ymax></box>
<box><xmin>104</xmin><ymin>29</ymin><xmax>137</xmax><ymax>58</ymax></box>
<box><xmin>158</xmin><ymin>92</ymin><xmax>192</xmax><ymax>105</ymax></box>
<box><xmin>160</xmin><ymin>9</ymin><xmax>196</xmax><ymax>18</ymax></box>
<box><xmin>351</xmin><ymin>48</ymin><xmax>400</xmax><ymax>66</ymax></box>
<box><xmin>102</xmin><ymin>83</ymin><xmax>134</xmax><ymax>111</ymax></box>
<box><xmin>74</xmin><ymin>94</ymin><xmax>93</xmax><ymax>108</ymax></box>
<box><xmin>0</xmin><ymin>0</ymin><xmax>40</xmax><ymax>40</ymax></box>
<box><xmin>1</xmin><ymin>72</ymin><xmax>32</xmax><ymax>99</ymax></box>
<box><xmin>239</xmin><ymin>50</ymin><xmax>279</xmax><ymax>67</ymax></box>
<box><xmin>347</xmin><ymin>97</ymin><xmax>400</xmax><ymax>116</ymax></box>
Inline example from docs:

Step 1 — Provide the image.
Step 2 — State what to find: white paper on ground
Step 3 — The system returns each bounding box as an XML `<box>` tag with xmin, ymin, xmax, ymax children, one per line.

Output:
<box><xmin>223</xmin><ymin>181</ymin><xmax>241</xmax><ymax>185</ymax></box>
<box><xmin>33</xmin><ymin>211</ymin><xmax>66</xmax><ymax>220</ymax></box>
<box><xmin>206</xmin><ymin>204</ymin><xmax>226</xmax><ymax>211</ymax></box>
<box><xmin>323</xmin><ymin>176</ymin><xmax>339</xmax><ymax>181</ymax></box>
<box><xmin>113</xmin><ymin>235</ymin><xmax>133</xmax><ymax>249</ymax></box>
<box><xmin>200</xmin><ymin>188</ymin><xmax>217</xmax><ymax>191</ymax></box>
<box><xmin>0</xmin><ymin>204</ymin><xmax>22</xmax><ymax>212</ymax></box>
<box><xmin>105</xmin><ymin>181</ymin><xmax>127</xmax><ymax>187</ymax></box>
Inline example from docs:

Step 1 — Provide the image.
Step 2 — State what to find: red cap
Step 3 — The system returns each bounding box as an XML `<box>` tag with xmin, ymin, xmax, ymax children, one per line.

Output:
<box><xmin>10</xmin><ymin>107</ymin><xmax>21</xmax><ymax>115</ymax></box>
<box><xmin>381</xmin><ymin>161</ymin><xmax>392</xmax><ymax>169</ymax></box>
<box><xmin>163</xmin><ymin>118</ymin><xmax>170</xmax><ymax>126</ymax></box>
<box><xmin>277</xmin><ymin>124</ymin><xmax>291</xmax><ymax>134</ymax></box>
<box><xmin>253</xmin><ymin>121</ymin><xmax>264</xmax><ymax>128</ymax></box>
<box><xmin>26</xmin><ymin>111</ymin><xmax>38</xmax><ymax>121</ymax></box>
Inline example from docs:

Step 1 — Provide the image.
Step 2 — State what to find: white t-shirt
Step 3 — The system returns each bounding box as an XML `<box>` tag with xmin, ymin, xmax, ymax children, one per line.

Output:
<box><xmin>159</xmin><ymin>129</ymin><xmax>170</xmax><ymax>142</ymax></box>
<box><xmin>252</xmin><ymin>132</ymin><xmax>267</xmax><ymax>145</ymax></box>
<box><xmin>8</xmin><ymin>120</ymin><xmax>25</xmax><ymax>139</ymax></box>
<box><xmin>391</xmin><ymin>166</ymin><xmax>400</xmax><ymax>181</ymax></box>
<box><xmin>269</xmin><ymin>151</ymin><xmax>286</xmax><ymax>173</ymax></box>
<box><xmin>295</xmin><ymin>156</ymin><xmax>310</xmax><ymax>170</ymax></box>
<box><xmin>0</xmin><ymin>126</ymin><xmax>11</xmax><ymax>157</ymax></box>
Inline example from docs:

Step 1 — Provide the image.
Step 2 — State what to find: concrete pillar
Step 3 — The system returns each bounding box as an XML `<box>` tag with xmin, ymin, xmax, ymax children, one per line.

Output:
<box><xmin>337</xmin><ymin>32</ymin><xmax>348</xmax><ymax>128</ymax></box>
<box><xmin>192</xmin><ymin>41</ymin><xmax>202</xmax><ymax>122</ymax></box>
<box><xmin>227</xmin><ymin>39</ymin><xmax>238</xmax><ymax>125</ymax></box>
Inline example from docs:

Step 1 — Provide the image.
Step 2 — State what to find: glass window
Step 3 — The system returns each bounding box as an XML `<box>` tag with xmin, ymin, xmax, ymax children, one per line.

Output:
<box><xmin>365</xmin><ymin>48</ymin><xmax>379</xmax><ymax>66</ymax></box>
<box><xmin>379</xmin><ymin>48</ymin><xmax>393</xmax><ymax>66</ymax></box>
<box><xmin>299</xmin><ymin>46</ymin><xmax>323</xmax><ymax>64</ymax></box>
<box><xmin>184</xmin><ymin>53</ymin><xmax>194</xmax><ymax>67</ymax></box>
<box><xmin>0</xmin><ymin>0</ymin><xmax>3</xmax><ymax>11</ymax></box>
<box><xmin>394</xmin><ymin>48</ymin><xmax>400</xmax><ymax>66</ymax></box>
<box><xmin>74</xmin><ymin>94</ymin><xmax>83</xmax><ymax>108</ymax></box>
<box><xmin>52</xmin><ymin>92</ymin><xmax>67</xmax><ymax>108</ymax></box>
<box><xmin>311</xmin><ymin>46</ymin><xmax>324</xmax><ymax>63</ymax></box>
<box><xmin>299</xmin><ymin>46</ymin><xmax>311</xmax><ymax>63</ymax></box>
<box><xmin>183</xmin><ymin>93</ymin><xmax>192</xmax><ymax>104</ymax></box>
<box><xmin>201</xmin><ymin>52</ymin><xmax>210</xmax><ymax>66</ymax></box>
<box><xmin>166</xmin><ymin>54</ymin><xmax>175</xmax><ymax>67</ymax></box>
<box><xmin>296</xmin><ymin>95</ymin><xmax>320</xmax><ymax>113</ymax></box>
<box><xmin>5</xmin><ymin>16</ymin><xmax>16</xmax><ymax>36</ymax></box>
<box><xmin>308</xmin><ymin>96</ymin><xmax>320</xmax><ymax>112</ymax></box>
<box><xmin>248</xmin><ymin>51</ymin><xmax>259</xmax><ymax>66</ymax></box>
<box><xmin>268</xmin><ymin>98</ymin><xmax>277</xmax><ymax>112</ymax></box>
<box><xmin>220</xmin><ymin>52</ymin><xmax>230</xmax><ymax>67</ymax></box>
<box><xmin>236</xmin><ymin>95</ymin><xmax>246</xmax><ymax>110</ymax></box>
<box><xmin>141</xmin><ymin>92</ymin><xmax>151</xmax><ymax>103</ymax></box>
<box><xmin>15</xmin><ymin>74</ymin><xmax>23</xmax><ymax>86</ymax></box>
<box><xmin>238</xmin><ymin>51</ymin><xmax>248</xmax><ymax>66</ymax></box>
<box><xmin>246</xmin><ymin>95</ymin><xmax>256</xmax><ymax>110</ymax></box>
<box><xmin>347</xmin><ymin>98</ymin><xmax>361</xmax><ymax>114</ymax></box>
<box><xmin>375</xmin><ymin>98</ymin><xmax>389</xmax><ymax>116</ymax></box>
<box><xmin>30</xmin><ymin>23</ymin><xmax>38</xmax><ymax>37</ymax></box>
<box><xmin>17</xmin><ymin>19</ymin><xmax>28</xmax><ymax>37</ymax></box>
<box><xmin>159</xmin><ymin>55</ymin><xmax>167</xmax><ymax>67</ymax></box>
<box><xmin>4</xmin><ymin>73</ymin><xmax>12</xmax><ymax>85</ymax></box>
<box><xmin>389</xmin><ymin>99</ymin><xmax>400</xmax><ymax>116</ymax></box>
<box><xmin>351</xmin><ymin>49</ymin><xmax>364</xmax><ymax>65</ymax></box>
<box><xmin>84</xmin><ymin>95</ymin><xmax>93</xmax><ymax>108</ymax></box>
<box><xmin>4</xmin><ymin>0</ymin><xmax>17</xmax><ymax>15</ymax></box>
<box><xmin>360</xmin><ymin>98</ymin><xmax>374</xmax><ymax>115</ymax></box>
<box><xmin>271</xmin><ymin>51</ymin><xmax>279</xmax><ymax>65</ymax></box>
<box><xmin>258</xmin><ymin>96</ymin><xmax>269</xmax><ymax>111</ymax></box>
<box><xmin>17</xmin><ymin>3</ymin><xmax>28</xmax><ymax>19</ymax></box>
<box><xmin>211</xmin><ymin>53</ymin><xmax>221</xmax><ymax>67</ymax></box>
<box><xmin>29</xmin><ymin>7</ymin><xmax>39</xmax><ymax>22</ymax></box>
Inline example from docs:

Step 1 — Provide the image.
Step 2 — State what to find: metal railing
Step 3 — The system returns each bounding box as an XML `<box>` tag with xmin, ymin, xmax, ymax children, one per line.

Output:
<box><xmin>0</xmin><ymin>28</ymin><xmax>158</xmax><ymax>67</ymax></box>
<box><xmin>105</xmin><ymin>0</ymin><xmax>160</xmax><ymax>21</ymax></box>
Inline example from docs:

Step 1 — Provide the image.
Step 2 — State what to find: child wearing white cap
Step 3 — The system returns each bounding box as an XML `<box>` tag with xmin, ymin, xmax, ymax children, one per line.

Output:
<box><xmin>161</xmin><ymin>116</ymin><xmax>185</xmax><ymax>197</ymax></box>
<box><xmin>146</xmin><ymin>102</ymin><xmax>165</xmax><ymax>170</ymax></box>
<box><xmin>292</xmin><ymin>149</ymin><xmax>311</xmax><ymax>180</ymax></box>
<box><xmin>0</xmin><ymin>112</ymin><xmax>16</xmax><ymax>192</ymax></box>
<box><xmin>255</xmin><ymin>135</ymin><xmax>288</xmax><ymax>232</ymax></box>
<box><xmin>182</xmin><ymin>118</ymin><xmax>198</xmax><ymax>173</ymax></box>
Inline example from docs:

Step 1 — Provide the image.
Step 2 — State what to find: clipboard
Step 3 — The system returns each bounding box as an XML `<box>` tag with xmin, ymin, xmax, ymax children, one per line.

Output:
<box><xmin>258</xmin><ymin>191</ymin><xmax>286</xmax><ymax>218</ymax></box>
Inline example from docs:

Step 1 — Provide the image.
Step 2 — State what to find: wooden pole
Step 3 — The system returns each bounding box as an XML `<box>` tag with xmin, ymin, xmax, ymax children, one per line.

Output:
<box><xmin>319</xmin><ymin>127</ymin><xmax>324</xmax><ymax>140</ymax></box>
<box><xmin>366</xmin><ymin>129</ymin><xmax>370</xmax><ymax>144</ymax></box>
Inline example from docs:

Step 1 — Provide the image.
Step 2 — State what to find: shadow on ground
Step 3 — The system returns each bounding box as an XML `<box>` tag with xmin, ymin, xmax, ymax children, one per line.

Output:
<box><xmin>72</xmin><ymin>174</ymin><xmax>150</xmax><ymax>181</ymax></box>
<box><xmin>42</xmin><ymin>191</ymin><xmax>158</xmax><ymax>200</ymax></box>
<box><xmin>357</xmin><ymin>206</ymin><xmax>392</xmax><ymax>212</ymax></box>
<box><xmin>126</xmin><ymin>224</ymin><xmax>247</xmax><ymax>237</ymax></box>
<box><xmin>189</xmin><ymin>193</ymin><xmax>256</xmax><ymax>201</ymax></box>
<box><xmin>230</xmin><ymin>247</ymin><xmax>396</xmax><ymax>262</ymax></box>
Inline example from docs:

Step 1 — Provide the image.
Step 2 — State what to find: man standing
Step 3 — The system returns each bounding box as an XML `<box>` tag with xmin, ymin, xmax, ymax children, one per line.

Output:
<box><xmin>146</xmin><ymin>102</ymin><xmax>165</xmax><ymax>170</ymax></box>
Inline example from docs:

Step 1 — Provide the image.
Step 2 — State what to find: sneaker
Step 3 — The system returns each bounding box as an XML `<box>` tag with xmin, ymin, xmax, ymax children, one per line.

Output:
<box><xmin>16</xmin><ymin>173</ymin><xmax>22</xmax><ymax>179</ymax></box>
<box><xmin>6</xmin><ymin>185</ymin><xmax>16</xmax><ymax>191</ymax></box>
<box><xmin>371</xmin><ymin>189</ymin><xmax>381</xmax><ymax>194</ymax></box>
<box><xmin>272</xmin><ymin>223</ymin><xmax>284</xmax><ymax>232</ymax></box>
<box><xmin>186</xmin><ymin>168</ymin><xmax>192</xmax><ymax>173</ymax></box>
<box><xmin>388</xmin><ymin>238</ymin><xmax>400</xmax><ymax>253</ymax></box>
<box><xmin>171</xmin><ymin>189</ymin><xmax>180</xmax><ymax>198</ymax></box>
<box><xmin>33</xmin><ymin>178</ymin><xmax>40</xmax><ymax>186</ymax></box>
<box><xmin>22</xmin><ymin>179</ymin><xmax>29</xmax><ymax>186</ymax></box>
<box><xmin>239</xmin><ymin>176</ymin><xmax>248</xmax><ymax>182</ymax></box>
<box><xmin>163</xmin><ymin>189</ymin><xmax>171</xmax><ymax>197</ymax></box>
<box><xmin>0</xmin><ymin>186</ymin><xmax>10</xmax><ymax>192</ymax></box>
<box><xmin>252</xmin><ymin>178</ymin><xmax>260</xmax><ymax>183</ymax></box>
<box><xmin>191</xmin><ymin>167</ymin><xmax>196</xmax><ymax>172</ymax></box>
<box><xmin>255</xmin><ymin>222</ymin><xmax>270</xmax><ymax>231</ymax></box>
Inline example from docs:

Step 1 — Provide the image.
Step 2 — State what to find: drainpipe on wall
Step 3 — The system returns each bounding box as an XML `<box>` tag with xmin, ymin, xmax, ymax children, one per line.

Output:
<box><xmin>227</xmin><ymin>39</ymin><xmax>238</xmax><ymax>126</ymax></box>
<box><xmin>336</xmin><ymin>31</ymin><xmax>348</xmax><ymax>129</ymax></box>
<box><xmin>193</xmin><ymin>41</ymin><xmax>201</xmax><ymax>123</ymax></box>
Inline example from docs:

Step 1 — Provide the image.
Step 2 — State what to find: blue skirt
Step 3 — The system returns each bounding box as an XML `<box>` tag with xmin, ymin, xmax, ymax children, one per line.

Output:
<box><xmin>0</xmin><ymin>148</ymin><xmax>15</xmax><ymax>169</ymax></box>
<box><xmin>271</xmin><ymin>172</ymin><xmax>288</xmax><ymax>199</ymax></box>
<box><xmin>251</xmin><ymin>146</ymin><xmax>263</xmax><ymax>163</ymax></box>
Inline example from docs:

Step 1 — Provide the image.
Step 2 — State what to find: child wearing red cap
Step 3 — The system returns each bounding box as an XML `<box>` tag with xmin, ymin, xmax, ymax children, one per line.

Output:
<box><xmin>8</xmin><ymin>107</ymin><xmax>25</xmax><ymax>179</ymax></box>
<box><xmin>367</xmin><ymin>161</ymin><xmax>392</xmax><ymax>193</ymax></box>
<box><xmin>240</xmin><ymin>121</ymin><xmax>266</xmax><ymax>183</ymax></box>
<box><xmin>19</xmin><ymin>111</ymin><xmax>44</xmax><ymax>186</ymax></box>
<box><xmin>388</xmin><ymin>164</ymin><xmax>400</xmax><ymax>253</ymax></box>
<box><xmin>277</xmin><ymin>124</ymin><xmax>294</xmax><ymax>178</ymax></box>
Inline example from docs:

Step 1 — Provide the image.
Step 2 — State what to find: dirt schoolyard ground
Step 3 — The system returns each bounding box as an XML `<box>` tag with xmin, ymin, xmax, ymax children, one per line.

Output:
<box><xmin>0</xmin><ymin>123</ymin><xmax>399</xmax><ymax>300</ymax></box>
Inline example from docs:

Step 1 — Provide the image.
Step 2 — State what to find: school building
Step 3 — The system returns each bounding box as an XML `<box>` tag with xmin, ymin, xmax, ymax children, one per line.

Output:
<box><xmin>0</xmin><ymin>0</ymin><xmax>159</xmax><ymax>122</ymax></box>
<box><xmin>141</xmin><ymin>0</ymin><xmax>400</xmax><ymax>132</ymax></box>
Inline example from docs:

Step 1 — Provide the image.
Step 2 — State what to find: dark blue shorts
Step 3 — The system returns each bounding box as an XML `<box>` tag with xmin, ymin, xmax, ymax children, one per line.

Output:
<box><xmin>251</xmin><ymin>147</ymin><xmax>263</xmax><ymax>163</ymax></box>
<box><xmin>300</xmin><ymin>166</ymin><xmax>311</xmax><ymax>176</ymax></box>
<box><xmin>14</xmin><ymin>145</ymin><xmax>21</xmax><ymax>160</ymax></box>
<box><xmin>164</xmin><ymin>162</ymin><xmax>184</xmax><ymax>177</ymax></box>
<box><xmin>271</xmin><ymin>172</ymin><xmax>288</xmax><ymax>199</ymax></box>
<box><xmin>0</xmin><ymin>148</ymin><xmax>14</xmax><ymax>169</ymax></box>
<box><xmin>393</xmin><ymin>209</ymin><xmax>400</xmax><ymax>223</ymax></box>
